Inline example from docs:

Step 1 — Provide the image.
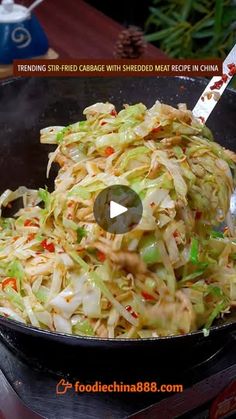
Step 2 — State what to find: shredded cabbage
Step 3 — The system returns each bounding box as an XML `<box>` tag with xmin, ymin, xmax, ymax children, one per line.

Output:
<box><xmin>0</xmin><ymin>100</ymin><xmax>236</xmax><ymax>338</ymax></box>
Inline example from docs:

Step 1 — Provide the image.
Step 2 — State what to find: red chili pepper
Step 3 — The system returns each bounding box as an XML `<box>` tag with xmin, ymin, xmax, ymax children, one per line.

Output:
<box><xmin>210</xmin><ymin>80</ymin><xmax>223</xmax><ymax>90</ymax></box>
<box><xmin>104</xmin><ymin>146</ymin><xmax>115</xmax><ymax>156</ymax></box>
<box><xmin>100</xmin><ymin>121</ymin><xmax>107</xmax><ymax>126</ymax></box>
<box><xmin>125</xmin><ymin>305</ymin><xmax>138</xmax><ymax>318</ymax></box>
<box><xmin>229</xmin><ymin>66</ymin><xmax>236</xmax><ymax>76</ymax></box>
<box><xmin>24</xmin><ymin>218</ymin><xmax>39</xmax><ymax>227</ymax></box>
<box><xmin>216</xmin><ymin>80</ymin><xmax>223</xmax><ymax>88</ymax></box>
<box><xmin>27</xmin><ymin>233</ymin><xmax>36</xmax><ymax>242</ymax></box>
<box><xmin>221</xmin><ymin>74</ymin><xmax>228</xmax><ymax>83</ymax></box>
<box><xmin>2</xmin><ymin>277</ymin><xmax>17</xmax><ymax>291</ymax></box>
<box><xmin>141</xmin><ymin>291</ymin><xmax>155</xmax><ymax>301</ymax></box>
<box><xmin>152</xmin><ymin>125</ymin><xmax>163</xmax><ymax>133</ymax></box>
<box><xmin>41</xmin><ymin>239</ymin><xmax>55</xmax><ymax>253</ymax></box>
<box><xmin>110</xmin><ymin>109</ymin><xmax>117</xmax><ymax>116</ymax></box>
<box><xmin>173</xmin><ymin>230</ymin><xmax>180</xmax><ymax>238</ymax></box>
<box><xmin>195</xmin><ymin>211</ymin><xmax>202</xmax><ymax>220</ymax></box>
<box><xmin>97</xmin><ymin>251</ymin><xmax>106</xmax><ymax>262</ymax></box>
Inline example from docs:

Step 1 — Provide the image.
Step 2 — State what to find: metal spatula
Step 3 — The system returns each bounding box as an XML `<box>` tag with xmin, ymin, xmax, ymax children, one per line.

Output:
<box><xmin>193</xmin><ymin>44</ymin><xmax>236</xmax><ymax>122</ymax></box>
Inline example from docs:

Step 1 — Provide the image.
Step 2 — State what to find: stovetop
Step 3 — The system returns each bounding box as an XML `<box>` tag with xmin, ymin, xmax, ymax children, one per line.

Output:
<box><xmin>0</xmin><ymin>337</ymin><xmax>235</xmax><ymax>419</ymax></box>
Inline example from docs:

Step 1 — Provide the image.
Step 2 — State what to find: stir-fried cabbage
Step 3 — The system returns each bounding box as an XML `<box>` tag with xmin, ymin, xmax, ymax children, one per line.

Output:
<box><xmin>0</xmin><ymin>100</ymin><xmax>236</xmax><ymax>338</ymax></box>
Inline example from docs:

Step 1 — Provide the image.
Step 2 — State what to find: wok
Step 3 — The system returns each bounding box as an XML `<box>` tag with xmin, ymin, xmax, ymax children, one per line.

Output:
<box><xmin>0</xmin><ymin>77</ymin><xmax>236</xmax><ymax>379</ymax></box>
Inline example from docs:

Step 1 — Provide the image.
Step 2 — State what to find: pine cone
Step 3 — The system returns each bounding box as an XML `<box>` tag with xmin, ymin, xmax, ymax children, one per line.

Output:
<box><xmin>114</xmin><ymin>26</ymin><xmax>146</xmax><ymax>59</ymax></box>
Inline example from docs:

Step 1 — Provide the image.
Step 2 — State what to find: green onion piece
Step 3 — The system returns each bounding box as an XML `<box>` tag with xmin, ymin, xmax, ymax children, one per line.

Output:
<box><xmin>203</xmin><ymin>328</ymin><xmax>210</xmax><ymax>337</ymax></box>
<box><xmin>70</xmin><ymin>251</ymin><xmax>89</xmax><ymax>272</ymax></box>
<box><xmin>189</xmin><ymin>238</ymin><xmax>199</xmax><ymax>264</ymax></box>
<box><xmin>189</xmin><ymin>239</ymin><xmax>208</xmax><ymax>269</ymax></box>
<box><xmin>38</xmin><ymin>187</ymin><xmax>50</xmax><ymax>206</ymax></box>
<box><xmin>173</xmin><ymin>145</ymin><xmax>184</xmax><ymax>158</ymax></box>
<box><xmin>77</xmin><ymin>121</ymin><xmax>87</xmax><ymax>130</ymax></box>
<box><xmin>139</xmin><ymin>234</ymin><xmax>161</xmax><ymax>265</ymax></box>
<box><xmin>179</xmin><ymin>269</ymin><xmax>205</xmax><ymax>283</ymax></box>
<box><xmin>56</xmin><ymin>126</ymin><xmax>71</xmax><ymax>143</ymax></box>
<box><xmin>77</xmin><ymin>227</ymin><xmax>87</xmax><ymax>244</ymax></box>
<box><xmin>6</xmin><ymin>259</ymin><xmax>25</xmax><ymax>291</ymax></box>
<box><xmin>0</xmin><ymin>218</ymin><xmax>13</xmax><ymax>230</ymax></box>
<box><xmin>205</xmin><ymin>285</ymin><xmax>223</xmax><ymax>298</ymax></box>
<box><xmin>34</xmin><ymin>286</ymin><xmax>49</xmax><ymax>303</ymax></box>
<box><xmin>210</xmin><ymin>230</ymin><xmax>224</xmax><ymax>239</ymax></box>
<box><xmin>145</xmin><ymin>278</ymin><xmax>156</xmax><ymax>290</ymax></box>
<box><xmin>73</xmin><ymin>319</ymin><xmax>94</xmax><ymax>336</ymax></box>
<box><xmin>204</xmin><ymin>301</ymin><xmax>226</xmax><ymax>330</ymax></box>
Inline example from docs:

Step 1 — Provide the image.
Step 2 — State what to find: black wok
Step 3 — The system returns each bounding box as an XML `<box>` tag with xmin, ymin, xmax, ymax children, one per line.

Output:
<box><xmin>0</xmin><ymin>77</ymin><xmax>236</xmax><ymax>379</ymax></box>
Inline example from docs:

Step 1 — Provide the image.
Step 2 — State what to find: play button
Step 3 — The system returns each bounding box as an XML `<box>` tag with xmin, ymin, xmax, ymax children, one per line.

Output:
<box><xmin>93</xmin><ymin>185</ymin><xmax>143</xmax><ymax>234</ymax></box>
<box><xmin>110</xmin><ymin>201</ymin><xmax>127</xmax><ymax>219</ymax></box>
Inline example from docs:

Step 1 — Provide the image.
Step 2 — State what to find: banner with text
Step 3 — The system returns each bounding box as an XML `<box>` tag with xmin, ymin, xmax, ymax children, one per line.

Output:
<box><xmin>13</xmin><ymin>59</ymin><xmax>222</xmax><ymax>77</ymax></box>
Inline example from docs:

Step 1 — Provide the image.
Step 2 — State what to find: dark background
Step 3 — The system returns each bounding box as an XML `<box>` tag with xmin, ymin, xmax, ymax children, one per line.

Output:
<box><xmin>86</xmin><ymin>0</ymin><xmax>150</xmax><ymax>26</ymax></box>
<box><xmin>85</xmin><ymin>0</ymin><xmax>236</xmax><ymax>61</ymax></box>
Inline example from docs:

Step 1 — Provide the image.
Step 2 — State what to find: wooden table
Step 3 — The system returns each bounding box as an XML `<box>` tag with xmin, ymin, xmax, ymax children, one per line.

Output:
<box><xmin>22</xmin><ymin>0</ymin><xmax>166</xmax><ymax>59</ymax></box>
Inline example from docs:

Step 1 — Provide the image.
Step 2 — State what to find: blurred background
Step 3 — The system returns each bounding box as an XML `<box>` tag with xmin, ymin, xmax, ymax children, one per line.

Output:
<box><xmin>88</xmin><ymin>0</ymin><xmax>236</xmax><ymax>58</ymax></box>
<box><xmin>14</xmin><ymin>1</ymin><xmax>236</xmax><ymax>60</ymax></box>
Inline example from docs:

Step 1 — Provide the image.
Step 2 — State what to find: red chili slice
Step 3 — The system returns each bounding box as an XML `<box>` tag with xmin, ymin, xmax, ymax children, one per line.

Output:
<box><xmin>152</xmin><ymin>126</ymin><xmax>163</xmax><ymax>133</ymax></box>
<box><xmin>97</xmin><ymin>251</ymin><xmax>106</xmax><ymax>262</ymax></box>
<box><xmin>221</xmin><ymin>74</ymin><xmax>228</xmax><ymax>83</ymax></box>
<box><xmin>141</xmin><ymin>291</ymin><xmax>155</xmax><ymax>301</ymax></box>
<box><xmin>210</xmin><ymin>80</ymin><xmax>223</xmax><ymax>90</ymax></box>
<box><xmin>41</xmin><ymin>239</ymin><xmax>55</xmax><ymax>253</ymax></box>
<box><xmin>27</xmin><ymin>233</ymin><xmax>36</xmax><ymax>242</ymax></box>
<box><xmin>2</xmin><ymin>277</ymin><xmax>17</xmax><ymax>291</ymax></box>
<box><xmin>229</xmin><ymin>67</ymin><xmax>236</xmax><ymax>76</ymax></box>
<box><xmin>104</xmin><ymin>146</ymin><xmax>115</xmax><ymax>156</ymax></box>
<box><xmin>24</xmin><ymin>218</ymin><xmax>39</xmax><ymax>227</ymax></box>
<box><xmin>125</xmin><ymin>305</ymin><xmax>139</xmax><ymax>318</ymax></box>
<box><xmin>173</xmin><ymin>230</ymin><xmax>180</xmax><ymax>238</ymax></box>
<box><xmin>195</xmin><ymin>211</ymin><xmax>202</xmax><ymax>220</ymax></box>
<box><xmin>110</xmin><ymin>109</ymin><xmax>117</xmax><ymax>116</ymax></box>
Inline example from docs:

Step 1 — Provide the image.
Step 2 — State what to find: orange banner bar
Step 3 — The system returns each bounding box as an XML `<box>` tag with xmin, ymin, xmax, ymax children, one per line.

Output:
<box><xmin>13</xmin><ymin>59</ymin><xmax>222</xmax><ymax>77</ymax></box>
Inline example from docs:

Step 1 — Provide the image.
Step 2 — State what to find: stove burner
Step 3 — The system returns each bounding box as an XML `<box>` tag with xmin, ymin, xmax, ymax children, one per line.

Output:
<box><xmin>0</xmin><ymin>338</ymin><xmax>235</xmax><ymax>419</ymax></box>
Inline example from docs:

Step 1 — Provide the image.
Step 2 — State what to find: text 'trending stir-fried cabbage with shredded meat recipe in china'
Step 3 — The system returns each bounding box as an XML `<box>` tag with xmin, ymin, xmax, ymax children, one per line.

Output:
<box><xmin>0</xmin><ymin>101</ymin><xmax>236</xmax><ymax>338</ymax></box>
